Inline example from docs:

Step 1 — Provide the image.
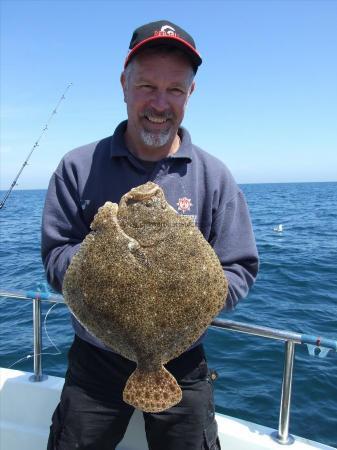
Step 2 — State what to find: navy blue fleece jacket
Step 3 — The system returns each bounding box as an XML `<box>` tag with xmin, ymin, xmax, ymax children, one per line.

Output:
<box><xmin>41</xmin><ymin>121</ymin><xmax>258</xmax><ymax>349</ymax></box>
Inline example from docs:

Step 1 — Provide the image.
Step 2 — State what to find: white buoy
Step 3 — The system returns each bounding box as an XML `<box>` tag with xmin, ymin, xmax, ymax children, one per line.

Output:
<box><xmin>273</xmin><ymin>224</ymin><xmax>283</xmax><ymax>232</ymax></box>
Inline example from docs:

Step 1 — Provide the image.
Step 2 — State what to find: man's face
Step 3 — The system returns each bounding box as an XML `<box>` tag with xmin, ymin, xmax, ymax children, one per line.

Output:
<box><xmin>121</xmin><ymin>51</ymin><xmax>195</xmax><ymax>152</ymax></box>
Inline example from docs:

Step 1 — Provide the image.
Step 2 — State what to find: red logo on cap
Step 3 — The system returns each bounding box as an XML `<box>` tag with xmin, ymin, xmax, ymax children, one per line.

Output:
<box><xmin>154</xmin><ymin>25</ymin><xmax>180</xmax><ymax>38</ymax></box>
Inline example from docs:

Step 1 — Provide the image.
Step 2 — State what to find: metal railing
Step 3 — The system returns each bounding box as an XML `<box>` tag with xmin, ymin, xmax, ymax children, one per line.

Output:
<box><xmin>1</xmin><ymin>288</ymin><xmax>336</xmax><ymax>446</ymax></box>
<box><xmin>211</xmin><ymin>318</ymin><xmax>336</xmax><ymax>445</ymax></box>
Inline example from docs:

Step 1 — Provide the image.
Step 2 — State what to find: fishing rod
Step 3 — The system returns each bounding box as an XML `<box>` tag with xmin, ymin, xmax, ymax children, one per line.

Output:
<box><xmin>0</xmin><ymin>83</ymin><xmax>73</xmax><ymax>210</ymax></box>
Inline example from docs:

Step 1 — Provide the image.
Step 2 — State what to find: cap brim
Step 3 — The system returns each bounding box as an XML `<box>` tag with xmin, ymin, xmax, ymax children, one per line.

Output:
<box><xmin>124</xmin><ymin>35</ymin><xmax>202</xmax><ymax>71</ymax></box>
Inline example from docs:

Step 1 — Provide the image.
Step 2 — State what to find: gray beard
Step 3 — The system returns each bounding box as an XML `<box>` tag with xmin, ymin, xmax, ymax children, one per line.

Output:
<box><xmin>140</xmin><ymin>129</ymin><xmax>172</xmax><ymax>148</ymax></box>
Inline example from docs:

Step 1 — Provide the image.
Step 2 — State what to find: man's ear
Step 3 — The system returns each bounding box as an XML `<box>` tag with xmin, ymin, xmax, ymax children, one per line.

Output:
<box><xmin>189</xmin><ymin>81</ymin><xmax>195</xmax><ymax>97</ymax></box>
<box><xmin>120</xmin><ymin>72</ymin><xmax>127</xmax><ymax>103</ymax></box>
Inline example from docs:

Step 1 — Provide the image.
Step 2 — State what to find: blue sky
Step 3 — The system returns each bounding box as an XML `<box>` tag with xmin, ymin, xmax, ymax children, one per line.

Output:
<box><xmin>1</xmin><ymin>0</ymin><xmax>336</xmax><ymax>189</ymax></box>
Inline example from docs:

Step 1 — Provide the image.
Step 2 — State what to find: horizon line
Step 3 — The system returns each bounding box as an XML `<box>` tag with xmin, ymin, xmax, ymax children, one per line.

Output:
<box><xmin>1</xmin><ymin>180</ymin><xmax>336</xmax><ymax>192</ymax></box>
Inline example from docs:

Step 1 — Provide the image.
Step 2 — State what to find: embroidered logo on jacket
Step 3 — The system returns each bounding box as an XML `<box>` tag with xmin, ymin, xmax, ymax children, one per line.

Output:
<box><xmin>176</xmin><ymin>197</ymin><xmax>193</xmax><ymax>214</ymax></box>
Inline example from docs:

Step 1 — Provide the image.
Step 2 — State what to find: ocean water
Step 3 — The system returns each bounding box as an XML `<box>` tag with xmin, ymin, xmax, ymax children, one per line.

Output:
<box><xmin>0</xmin><ymin>182</ymin><xmax>336</xmax><ymax>447</ymax></box>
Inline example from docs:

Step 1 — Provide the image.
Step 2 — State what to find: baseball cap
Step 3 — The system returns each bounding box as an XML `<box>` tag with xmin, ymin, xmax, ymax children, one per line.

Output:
<box><xmin>124</xmin><ymin>20</ymin><xmax>202</xmax><ymax>72</ymax></box>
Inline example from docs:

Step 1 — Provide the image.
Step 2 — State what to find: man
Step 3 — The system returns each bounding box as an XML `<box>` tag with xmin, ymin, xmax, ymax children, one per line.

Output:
<box><xmin>42</xmin><ymin>20</ymin><xmax>259</xmax><ymax>450</ymax></box>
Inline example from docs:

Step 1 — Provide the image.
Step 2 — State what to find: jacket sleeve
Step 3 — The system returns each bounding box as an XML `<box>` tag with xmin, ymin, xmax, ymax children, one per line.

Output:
<box><xmin>209</xmin><ymin>189</ymin><xmax>259</xmax><ymax>310</ymax></box>
<box><xmin>41</xmin><ymin>163</ymin><xmax>89</xmax><ymax>293</ymax></box>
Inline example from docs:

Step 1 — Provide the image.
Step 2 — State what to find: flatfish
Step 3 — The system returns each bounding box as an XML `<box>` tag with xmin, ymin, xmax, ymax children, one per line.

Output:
<box><xmin>63</xmin><ymin>182</ymin><xmax>228</xmax><ymax>412</ymax></box>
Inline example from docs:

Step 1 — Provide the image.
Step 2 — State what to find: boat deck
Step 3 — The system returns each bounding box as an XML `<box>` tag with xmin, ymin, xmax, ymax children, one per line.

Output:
<box><xmin>1</xmin><ymin>368</ymin><xmax>334</xmax><ymax>450</ymax></box>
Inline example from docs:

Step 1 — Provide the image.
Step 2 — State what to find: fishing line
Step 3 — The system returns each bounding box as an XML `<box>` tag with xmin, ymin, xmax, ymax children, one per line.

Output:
<box><xmin>0</xmin><ymin>83</ymin><xmax>73</xmax><ymax>210</ymax></box>
<box><xmin>8</xmin><ymin>302</ymin><xmax>62</xmax><ymax>369</ymax></box>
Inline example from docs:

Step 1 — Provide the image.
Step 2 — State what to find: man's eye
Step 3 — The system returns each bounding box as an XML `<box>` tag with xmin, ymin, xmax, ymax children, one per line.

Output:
<box><xmin>170</xmin><ymin>88</ymin><xmax>184</xmax><ymax>95</ymax></box>
<box><xmin>140</xmin><ymin>84</ymin><xmax>153</xmax><ymax>90</ymax></box>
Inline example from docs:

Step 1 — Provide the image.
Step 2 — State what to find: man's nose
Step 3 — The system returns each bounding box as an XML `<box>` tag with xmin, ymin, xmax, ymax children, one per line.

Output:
<box><xmin>150</xmin><ymin>91</ymin><xmax>169</xmax><ymax>112</ymax></box>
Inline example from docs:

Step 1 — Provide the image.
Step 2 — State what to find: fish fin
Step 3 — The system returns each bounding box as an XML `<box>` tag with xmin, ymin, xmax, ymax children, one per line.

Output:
<box><xmin>90</xmin><ymin>202</ymin><xmax>118</xmax><ymax>231</ymax></box>
<box><xmin>123</xmin><ymin>366</ymin><xmax>182</xmax><ymax>413</ymax></box>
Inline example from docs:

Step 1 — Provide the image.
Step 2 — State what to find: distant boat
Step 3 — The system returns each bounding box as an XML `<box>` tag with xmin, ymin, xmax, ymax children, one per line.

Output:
<box><xmin>273</xmin><ymin>224</ymin><xmax>283</xmax><ymax>233</ymax></box>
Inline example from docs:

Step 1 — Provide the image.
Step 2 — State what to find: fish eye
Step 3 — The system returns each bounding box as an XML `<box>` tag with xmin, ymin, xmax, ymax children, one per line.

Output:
<box><xmin>145</xmin><ymin>200</ymin><xmax>152</xmax><ymax>207</ymax></box>
<box><xmin>126</xmin><ymin>198</ymin><xmax>138</xmax><ymax>206</ymax></box>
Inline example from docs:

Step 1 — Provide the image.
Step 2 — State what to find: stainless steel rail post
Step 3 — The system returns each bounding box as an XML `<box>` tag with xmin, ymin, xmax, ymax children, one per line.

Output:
<box><xmin>29</xmin><ymin>296</ymin><xmax>47</xmax><ymax>382</ymax></box>
<box><xmin>2</xmin><ymin>293</ymin><xmax>336</xmax><ymax>440</ymax></box>
<box><xmin>272</xmin><ymin>340</ymin><xmax>295</xmax><ymax>445</ymax></box>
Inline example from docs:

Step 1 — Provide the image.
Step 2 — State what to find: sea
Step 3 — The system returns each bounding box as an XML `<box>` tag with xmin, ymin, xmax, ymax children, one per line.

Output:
<box><xmin>0</xmin><ymin>182</ymin><xmax>336</xmax><ymax>448</ymax></box>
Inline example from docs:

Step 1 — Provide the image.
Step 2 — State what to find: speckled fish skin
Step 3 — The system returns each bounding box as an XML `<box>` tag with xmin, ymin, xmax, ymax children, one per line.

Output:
<box><xmin>63</xmin><ymin>182</ymin><xmax>228</xmax><ymax>412</ymax></box>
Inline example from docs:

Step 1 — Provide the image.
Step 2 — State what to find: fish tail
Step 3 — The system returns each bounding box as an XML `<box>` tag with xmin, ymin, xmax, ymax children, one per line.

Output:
<box><xmin>123</xmin><ymin>366</ymin><xmax>182</xmax><ymax>412</ymax></box>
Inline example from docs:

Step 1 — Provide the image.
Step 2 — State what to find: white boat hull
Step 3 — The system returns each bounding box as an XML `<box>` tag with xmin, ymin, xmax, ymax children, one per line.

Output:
<box><xmin>0</xmin><ymin>368</ymin><xmax>335</xmax><ymax>450</ymax></box>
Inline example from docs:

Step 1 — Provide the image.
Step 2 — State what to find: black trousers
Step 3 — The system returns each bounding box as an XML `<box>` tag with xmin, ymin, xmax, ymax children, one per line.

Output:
<box><xmin>47</xmin><ymin>336</ymin><xmax>220</xmax><ymax>450</ymax></box>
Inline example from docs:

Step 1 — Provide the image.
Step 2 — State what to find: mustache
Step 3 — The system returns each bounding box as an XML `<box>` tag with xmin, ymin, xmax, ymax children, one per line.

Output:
<box><xmin>141</xmin><ymin>109</ymin><xmax>175</xmax><ymax>120</ymax></box>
